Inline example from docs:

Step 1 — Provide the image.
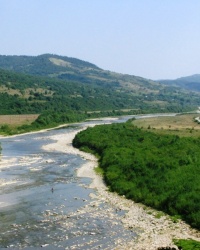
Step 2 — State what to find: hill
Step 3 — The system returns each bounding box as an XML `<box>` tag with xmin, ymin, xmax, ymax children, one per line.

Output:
<box><xmin>159</xmin><ymin>74</ymin><xmax>200</xmax><ymax>92</ymax></box>
<box><xmin>0</xmin><ymin>68</ymin><xmax>140</xmax><ymax>115</ymax></box>
<box><xmin>0</xmin><ymin>54</ymin><xmax>165</xmax><ymax>90</ymax></box>
<box><xmin>0</xmin><ymin>54</ymin><xmax>200</xmax><ymax>116</ymax></box>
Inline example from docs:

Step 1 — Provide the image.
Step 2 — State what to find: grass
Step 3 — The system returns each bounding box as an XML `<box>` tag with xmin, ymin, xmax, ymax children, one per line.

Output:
<box><xmin>94</xmin><ymin>166</ymin><xmax>104</xmax><ymax>176</ymax></box>
<box><xmin>174</xmin><ymin>239</ymin><xmax>200</xmax><ymax>249</ymax></box>
<box><xmin>0</xmin><ymin>114</ymin><xmax>39</xmax><ymax>135</ymax></box>
<box><xmin>170</xmin><ymin>215</ymin><xmax>182</xmax><ymax>223</ymax></box>
<box><xmin>154</xmin><ymin>211</ymin><xmax>165</xmax><ymax>219</ymax></box>
<box><xmin>0</xmin><ymin>86</ymin><xmax>54</xmax><ymax>98</ymax></box>
<box><xmin>132</xmin><ymin>114</ymin><xmax>200</xmax><ymax>137</ymax></box>
<box><xmin>0</xmin><ymin>114</ymin><xmax>39</xmax><ymax>126</ymax></box>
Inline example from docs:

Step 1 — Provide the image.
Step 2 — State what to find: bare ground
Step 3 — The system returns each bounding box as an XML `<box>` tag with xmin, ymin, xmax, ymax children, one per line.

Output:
<box><xmin>0</xmin><ymin>114</ymin><xmax>39</xmax><ymax>126</ymax></box>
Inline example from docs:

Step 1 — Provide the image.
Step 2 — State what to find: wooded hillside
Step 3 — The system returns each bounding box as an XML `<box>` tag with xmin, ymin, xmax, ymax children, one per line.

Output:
<box><xmin>0</xmin><ymin>54</ymin><xmax>200</xmax><ymax>115</ymax></box>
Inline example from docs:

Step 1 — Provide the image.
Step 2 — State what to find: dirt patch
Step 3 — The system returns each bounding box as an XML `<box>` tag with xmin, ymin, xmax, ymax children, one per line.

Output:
<box><xmin>0</xmin><ymin>114</ymin><xmax>39</xmax><ymax>126</ymax></box>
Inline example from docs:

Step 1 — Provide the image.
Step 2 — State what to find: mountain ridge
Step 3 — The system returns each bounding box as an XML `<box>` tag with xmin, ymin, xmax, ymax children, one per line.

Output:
<box><xmin>0</xmin><ymin>53</ymin><xmax>199</xmax><ymax>115</ymax></box>
<box><xmin>159</xmin><ymin>74</ymin><xmax>200</xmax><ymax>92</ymax></box>
<box><xmin>0</xmin><ymin>53</ymin><xmax>161</xmax><ymax>90</ymax></box>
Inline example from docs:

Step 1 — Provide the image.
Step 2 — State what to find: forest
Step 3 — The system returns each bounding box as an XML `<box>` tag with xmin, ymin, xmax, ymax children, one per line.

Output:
<box><xmin>0</xmin><ymin>67</ymin><xmax>199</xmax><ymax>117</ymax></box>
<box><xmin>73</xmin><ymin>121</ymin><xmax>200</xmax><ymax>230</ymax></box>
<box><xmin>0</xmin><ymin>54</ymin><xmax>200</xmax><ymax>117</ymax></box>
<box><xmin>0</xmin><ymin>68</ymin><xmax>143</xmax><ymax>114</ymax></box>
<box><xmin>0</xmin><ymin>68</ymin><xmax>177</xmax><ymax>115</ymax></box>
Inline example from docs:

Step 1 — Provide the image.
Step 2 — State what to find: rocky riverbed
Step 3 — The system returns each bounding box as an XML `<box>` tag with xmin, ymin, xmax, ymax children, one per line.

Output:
<box><xmin>0</xmin><ymin>116</ymin><xmax>199</xmax><ymax>249</ymax></box>
<box><xmin>43</xmin><ymin>124</ymin><xmax>200</xmax><ymax>250</ymax></box>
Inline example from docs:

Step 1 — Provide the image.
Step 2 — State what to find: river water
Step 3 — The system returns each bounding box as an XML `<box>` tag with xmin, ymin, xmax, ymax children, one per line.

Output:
<box><xmin>0</xmin><ymin>114</ymin><xmax>175</xmax><ymax>250</ymax></box>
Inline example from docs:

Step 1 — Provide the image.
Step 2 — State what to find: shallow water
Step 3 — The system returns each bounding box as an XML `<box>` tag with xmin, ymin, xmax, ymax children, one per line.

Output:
<box><xmin>0</xmin><ymin>114</ymin><xmax>177</xmax><ymax>249</ymax></box>
<box><xmin>0</xmin><ymin>117</ymin><xmax>139</xmax><ymax>249</ymax></box>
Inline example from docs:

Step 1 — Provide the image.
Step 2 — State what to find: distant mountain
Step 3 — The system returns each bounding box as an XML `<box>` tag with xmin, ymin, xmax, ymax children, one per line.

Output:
<box><xmin>0</xmin><ymin>54</ymin><xmax>164</xmax><ymax>90</ymax></box>
<box><xmin>0</xmin><ymin>54</ymin><xmax>99</xmax><ymax>73</ymax></box>
<box><xmin>159</xmin><ymin>74</ymin><xmax>200</xmax><ymax>92</ymax></box>
<box><xmin>0</xmin><ymin>54</ymin><xmax>199</xmax><ymax>115</ymax></box>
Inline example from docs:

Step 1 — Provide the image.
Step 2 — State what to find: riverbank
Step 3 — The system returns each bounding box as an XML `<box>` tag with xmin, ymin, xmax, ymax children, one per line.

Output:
<box><xmin>42</xmin><ymin>125</ymin><xmax>200</xmax><ymax>250</ymax></box>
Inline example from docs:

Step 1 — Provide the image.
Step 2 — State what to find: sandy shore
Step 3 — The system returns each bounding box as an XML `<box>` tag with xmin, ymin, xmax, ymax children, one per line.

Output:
<box><xmin>42</xmin><ymin>125</ymin><xmax>200</xmax><ymax>250</ymax></box>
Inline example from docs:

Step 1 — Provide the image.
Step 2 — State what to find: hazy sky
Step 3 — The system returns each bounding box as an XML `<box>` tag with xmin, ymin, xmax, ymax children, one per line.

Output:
<box><xmin>1</xmin><ymin>0</ymin><xmax>200</xmax><ymax>80</ymax></box>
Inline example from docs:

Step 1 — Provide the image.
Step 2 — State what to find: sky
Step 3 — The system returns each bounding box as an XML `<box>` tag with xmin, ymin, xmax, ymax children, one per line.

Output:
<box><xmin>0</xmin><ymin>0</ymin><xmax>200</xmax><ymax>80</ymax></box>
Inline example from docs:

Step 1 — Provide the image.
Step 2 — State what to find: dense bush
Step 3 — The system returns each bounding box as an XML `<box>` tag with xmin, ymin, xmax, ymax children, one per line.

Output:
<box><xmin>73</xmin><ymin>122</ymin><xmax>200</xmax><ymax>229</ymax></box>
<box><xmin>174</xmin><ymin>239</ymin><xmax>200</xmax><ymax>250</ymax></box>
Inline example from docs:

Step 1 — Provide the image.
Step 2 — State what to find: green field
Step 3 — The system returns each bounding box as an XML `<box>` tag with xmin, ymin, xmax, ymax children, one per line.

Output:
<box><xmin>132</xmin><ymin>113</ymin><xmax>200</xmax><ymax>137</ymax></box>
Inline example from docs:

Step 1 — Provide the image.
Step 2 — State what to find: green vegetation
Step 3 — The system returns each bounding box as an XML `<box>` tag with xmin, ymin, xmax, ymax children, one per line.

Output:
<box><xmin>132</xmin><ymin>114</ymin><xmax>200</xmax><ymax>138</ymax></box>
<box><xmin>159</xmin><ymin>74</ymin><xmax>200</xmax><ymax>92</ymax></box>
<box><xmin>0</xmin><ymin>109</ymin><xmax>139</xmax><ymax>135</ymax></box>
<box><xmin>94</xmin><ymin>166</ymin><xmax>104</xmax><ymax>176</ymax></box>
<box><xmin>174</xmin><ymin>239</ymin><xmax>200</xmax><ymax>250</ymax></box>
<box><xmin>0</xmin><ymin>111</ymin><xmax>86</xmax><ymax>135</ymax></box>
<box><xmin>1</xmin><ymin>56</ymin><xmax>200</xmax><ymax>135</ymax></box>
<box><xmin>0</xmin><ymin>54</ymin><xmax>100</xmax><ymax>77</ymax></box>
<box><xmin>73</xmin><ymin>122</ymin><xmax>200</xmax><ymax>229</ymax></box>
<box><xmin>0</xmin><ymin>67</ymin><xmax>185</xmax><ymax>116</ymax></box>
<box><xmin>0</xmin><ymin>68</ymin><xmax>146</xmax><ymax>115</ymax></box>
<box><xmin>0</xmin><ymin>54</ymin><xmax>200</xmax><ymax>116</ymax></box>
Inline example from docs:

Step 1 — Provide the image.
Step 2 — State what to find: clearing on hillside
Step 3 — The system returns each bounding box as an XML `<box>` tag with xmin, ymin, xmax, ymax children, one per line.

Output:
<box><xmin>0</xmin><ymin>114</ymin><xmax>39</xmax><ymax>126</ymax></box>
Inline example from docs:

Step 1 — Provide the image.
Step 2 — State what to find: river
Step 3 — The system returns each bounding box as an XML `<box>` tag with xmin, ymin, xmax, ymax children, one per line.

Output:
<box><xmin>0</xmin><ymin>114</ymin><xmax>176</xmax><ymax>250</ymax></box>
